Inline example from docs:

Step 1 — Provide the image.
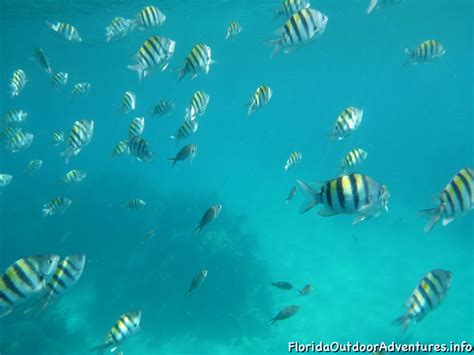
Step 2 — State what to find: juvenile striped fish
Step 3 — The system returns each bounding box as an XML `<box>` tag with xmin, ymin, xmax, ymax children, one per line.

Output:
<box><xmin>178</xmin><ymin>44</ymin><xmax>216</xmax><ymax>81</ymax></box>
<box><xmin>0</xmin><ymin>255</ymin><xmax>60</xmax><ymax>318</ymax></box>
<box><xmin>6</xmin><ymin>131</ymin><xmax>34</xmax><ymax>153</ymax></box>
<box><xmin>171</xmin><ymin>120</ymin><xmax>198</xmax><ymax>142</ymax></box>
<box><xmin>392</xmin><ymin>270</ymin><xmax>452</xmax><ymax>335</ymax></box>
<box><xmin>128</xmin><ymin>117</ymin><xmax>145</xmax><ymax>138</ymax></box>
<box><xmin>284</xmin><ymin>152</ymin><xmax>302</xmax><ymax>172</ymax></box>
<box><xmin>271</xmin><ymin>305</ymin><xmax>299</xmax><ymax>324</ymax></box>
<box><xmin>247</xmin><ymin>85</ymin><xmax>272</xmax><ymax>116</ymax></box>
<box><xmin>34</xmin><ymin>48</ymin><xmax>52</xmax><ymax>74</ymax></box>
<box><xmin>185</xmin><ymin>91</ymin><xmax>210</xmax><ymax>121</ymax></box>
<box><xmin>0</xmin><ymin>174</ymin><xmax>13</xmax><ymax>188</ymax></box>
<box><xmin>42</xmin><ymin>197</ymin><xmax>72</xmax><ymax>217</ymax></box>
<box><xmin>341</xmin><ymin>148</ymin><xmax>367</xmax><ymax>171</ymax></box>
<box><xmin>123</xmin><ymin>199</ymin><xmax>146</xmax><ymax>209</ymax></box>
<box><xmin>297</xmin><ymin>173</ymin><xmax>390</xmax><ymax>224</ymax></box>
<box><xmin>10</xmin><ymin>69</ymin><xmax>27</xmax><ymax>97</ymax></box>
<box><xmin>128</xmin><ymin>136</ymin><xmax>154</xmax><ymax>163</ymax></box>
<box><xmin>46</xmin><ymin>21</ymin><xmax>82</xmax><ymax>42</ymax></box>
<box><xmin>275</xmin><ymin>0</ymin><xmax>311</xmax><ymax>19</ymax></box>
<box><xmin>120</xmin><ymin>91</ymin><xmax>136</xmax><ymax>113</ymax></box>
<box><xmin>3</xmin><ymin>109</ymin><xmax>27</xmax><ymax>124</ymax></box>
<box><xmin>152</xmin><ymin>100</ymin><xmax>175</xmax><ymax>117</ymax></box>
<box><xmin>225</xmin><ymin>21</ymin><xmax>242</xmax><ymax>39</ymax></box>
<box><xmin>51</xmin><ymin>72</ymin><xmax>68</xmax><ymax>88</ymax></box>
<box><xmin>132</xmin><ymin>5</ymin><xmax>166</xmax><ymax>29</ymax></box>
<box><xmin>269</xmin><ymin>8</ymin><xmax>328</xmax><ymax>58</ymax></box>
<box><xmin>405</xmin><ymin>40</ymin><xmax>446</xmax><ymax>65</ymax></box>
<box><xmin>419</xmin><ymin>168</ymin><xmax>474</xmax><ymax>233</ymax></box>
<box><xmin>106</xmin><ymin>17</ymin><xmax>131</xmax><ymax>42</ymax></box>
<box><xmin>60</xmin><ymin>169</ymin><xmax>87</xmax><ymax>184</ymax></box>
<box><xmin>72</xmin><ymin>82</ymin><xmax>91</xmax><ymax>96</ymax></box>
<box><xmin>61</xmin><ymin>120</ymin><xmax>94</xmax><ymax>163</ymax></box>
<box><xmin>331</xmin><ymin>107</ymin><xmax>363</xmax><ymax>141</ymax></box>
<box><xmin>26</xmin><ymin>160</ymin><xmax>43</xmax><ymax>174</ymax></box>
<box><xmin>186</xmin><ymin>270</ymin><xmax>208</xmax><ymax>295</ymax></box>
<box><xmin>90</xmin><ymin>312</ymin><xmax>141</xmax><ymax>353</ymax></box>
<box><xmin>167</xmin><ymin>144</ymin><xmax>197</xmax><ymax>167</ymax></box>
<box><xmin>112</xmin><ymin>140</ymin><xmax>130</xmax><ymax>158</ymax></box>
<box><xmin>51</xmin><ymin>130</ymin><xmax>65</xmax><ymax>146</ymax></box>
<box><xmin>194</xmin><ymin>204</ymin><xmax>222</xmax><ymax>236</ymax></box>
<box><xmin>128</xmin><ymin>35</ymin><xmax>176</xmax><ymax>81</ymax></box>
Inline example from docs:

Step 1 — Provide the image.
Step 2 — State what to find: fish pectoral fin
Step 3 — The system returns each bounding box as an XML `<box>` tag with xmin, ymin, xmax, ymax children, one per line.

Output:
<box><xmin>442</xmin><ymin>218</ymin><xmax>455</xmax><ymax>226</ymax></box>
<box><xmin>317</xmin><ymin>206</ymin><xmax>338</xmax><ymax>217</ymax></box>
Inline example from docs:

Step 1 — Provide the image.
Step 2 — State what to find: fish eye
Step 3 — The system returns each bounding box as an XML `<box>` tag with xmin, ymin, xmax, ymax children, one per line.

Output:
<box><xmin>48</xmin><ymin>259</ymin><xmax>53</xmax><ymax>265</ymax></box>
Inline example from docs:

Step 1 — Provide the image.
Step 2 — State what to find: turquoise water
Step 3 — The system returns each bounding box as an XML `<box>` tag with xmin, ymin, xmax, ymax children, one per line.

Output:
<box><xmin>0</xmin><ymin>0</ymin><xmax>473</xmax><ymax>354</ymax></box>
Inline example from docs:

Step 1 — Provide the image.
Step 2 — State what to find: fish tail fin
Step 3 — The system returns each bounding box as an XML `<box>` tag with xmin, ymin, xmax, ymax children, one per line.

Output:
<box><xmin>127</xmin><ymin>64</ymin><xmax>143</xmax><ymax>82</ymax></box>
<box><xmin>296</xmin><ymin>180</ymin><xmax>322</xmax><ymax>213</ymax></box>
<box><xmin>270</xmin><ymin>318</ymin><xmax>277</xmax><ymax>325</ymax></box>
<box><xmin>269</xmin><ymin>39</ymin><xmax>282</xmax><ymax>59</ymax></box>
<box><xmin>42</xmin><ymin>206</ymin><xmax>51</xmax><ymax>217</ymax></box>
<box><xmin>404</xmin><ymin>48</ymin><xmax>416</xmax><ymax>65</ymax></box>
<box><xmin>193</xmin><ymin>225</ymin><xmax>203</xmax><ymax>236</ymax></box>
<box><xmin>166</xmin><ymin>157</ymin><xmax>177</xmax><ymax>167</ymax></box>
<box><xmin>418</xmin><ymin>207</ymin><xmax>442</xmax><ymax>233</ymax></box>
<box><xmin>128</xmin><ymin>19</ymin><xmax>138</xmax><ymax>31</ymax></box>
<box><xmin>391</xmin><ymin>314</ymin><xmax>411</xmax><ymax>336</ymax></box>
<box><xmin>367</xmin><ymin>0</ymin><xmax>378</xmax><ymax>14</ymax></box>
<box><xmin>45</xmin><ymin>21</ymin><xmax>57</xmax><ymax>31</ymax></box>
<box><xmin>89</xmin><ymin>342</ymin><xmax>111</xmax><ymax>353</ymax></box>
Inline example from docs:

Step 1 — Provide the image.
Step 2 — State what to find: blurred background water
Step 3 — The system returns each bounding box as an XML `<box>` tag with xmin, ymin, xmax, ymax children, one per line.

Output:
<box><xmin>0</xmin><ymin>0</ymin><xmax>473</xmax><ymax>354</ymax></box>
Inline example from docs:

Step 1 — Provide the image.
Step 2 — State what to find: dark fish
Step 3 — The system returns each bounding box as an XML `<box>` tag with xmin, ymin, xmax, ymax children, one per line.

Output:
<box><xmin>186</xmin><ymin>270</ymin><xmax>208</xmax><ymax>296</ymax></box>
<box><xmin>270</xmin><ymin>281</ymin><xmax>293</xmax><ymax>290</ymax></box>
<box><xmin>194</xmin><ymin>204</ymin><xmax>222</xmax><ymax>236</ymax></box>
<box><xmin>34</xmin><ymin>48</ymin><xmax>52</xmax><ymax>74</ymax></box>
<box><xmin>167</xmin><ymin>144</ymin><xmax>197</xmax><ymax>167</ymax></box>
<box><xmin>298</xmin><ymin>284</ymin><xmax>313</xmax><ymax>296</ymax></box>
<box><xmin>285</xmin><ymin>186</ymin><xmax>297</xmax><ymax>204</ymax></box>
<box><xmin>271</xmin><ymin>305</ymin><xmax>299</xmax><ymax>324</ymax></box>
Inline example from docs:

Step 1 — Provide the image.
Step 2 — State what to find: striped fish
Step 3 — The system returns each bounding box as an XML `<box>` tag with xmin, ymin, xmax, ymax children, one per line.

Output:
<box><xmin>42</xmin><ymin>197</ymin><xmax>72</xmax><ymax>217</ymax></box>
<box><xmin>123</xmin><ymin>199</ymin><xmax>146</xmax><ymax>209</ymax></box>
<box><xmin>270</xmin><ymin>8</ymin><xmax>328</xmax><ymax>58</ymax></box>
<box><xmin>284</xmin><ymin>152</ymin><xmax>302</xmax><ymax>172</ymax></box>
<box><xmin>225</xmin><ymin>21</ymin><xmax>242</xmax><ymax>39</ymax></box>
<box><xmin>341</xmin><ymin>148</ymin><xmax>368</xmax><ymax>171</ymax></box>
<box><xmin>46</xmin><ymin>21</ymin><xmax>82</xmax><ymax>41</ymax></box>
<box><xmin>186</xmin><ymin>270</ymin><xmax>208</xmax><ymax>295</ymax></box>
<box><xmin>128</xmin><ymin>35</ymin><xmax>175</xmax><ymax>81</ymax></box>
<box><xmin>120</xmin><ymin>91</ymin><xmax>136</xmax><ymax>114</ymax></box>
<box><xmin>61</xmin><ymin>120</ymin><xmax>94</xmax><ymax>163</ymax></box>
<box><xmin>112</xmin><ymin>140</ymin><xmax>130</xmax><ymax>158</ymax></box>
<box><xmin>247</xmin><ymin>85</ymin><xmax>272</xmax><ymax>116</ymax></box>
<box><xmin>128</xmin><ymin>136</ymin><xmax>154</xmax><ymax>163</ymax></box>
<box><xmin>152</xmin><ymin>100</ymin><xmax>175</xmax><ymax>117</ymax></box>
<box><xmin>367</xmin><ymin>0</ymin><xmax>402</xmax><ymax>14</ymax></box>
<box><xmin>297</xmin><ymin>173</ymin><xmax>390</xmax><ymax>224</ymax></box>
<box><xmin>3</xmin><ymin>109</ymin><xmax>27</xmax><ymax>124</ymax></box>
<box><xmin>41</xmin><ymin>255</ymin><xmax>86</xmax><ymax>309</ymax></box>
<box><xmin>34</xmin><ymin>48</ymin><xmax>52</xmax><ymax>74</ymax></box>
<box><xmin>392</xmin><ymin>270</ymin><xmax>452</xmax><ymax>335</ymax></box>
<box><xmin>0</xmin><ymin>174</ymin><xmax>13</xmax><ymax>188</ymax></box>
<box><xmin>60</xmin><ymin>169</ymin><xmax>87</xmax><ymax>184</ymax></box>
<box><xmin>72</xmin><ymin>82</ymin><xmax>91</xmax><ymax>96</ymax></box>
<box><xmin>0</xmin><ymin>126</ymin><xmax>20</xmax><ymax>141</ymax></box>
<box><xmin>332</xmin><ymin>107</ymin><xmax>363</xmax><ymax>141</ymax></box>
<box><xmin>171</xmin><ymin>120</ymin><xmax>199</xmax><ymax>142</ymax></box>
<box><xmin>275</xmin><ymin>0</ymin><xmax>311</xmax><ymax>19</ymax></box>
<box><xmin>419</xmin><ymin>168</ymin><xmax>474</xmax><ymax>233</ymax></box>
<box><xmin>128</xmin><ymin>117</ymin><xmax>145</xmax><ymax>138</ymax></box>
<box><xmin>51</xmin><ymin>72</ymin><xmax>69</xmax><ymax>88</ymax></box>
<box><xmin>106</xmin><ymin>17</ymin><xmax>131</xmax><ymax>42</ymax></box>
<box><xmin>10</xmin><ymin>69</ymin><xmax>27</xmax><ymax>98</ymax></box>
<box><xmin>133</xmin><ymin>6</ymin><xmax>166</xmax><ymax>29</ymax></box>
<box><xmin>26</xmin><ymin>160</ymin><xmax>43</xmax><ymax>174</ymax></box>
<box><xmin>90</xmin><ymin>312</ymin><xmax>141</xmax><ymax>353</ymax></box>
<box><xmin>178</xmin><ymin>43</ymin><xmax>216</xmax><ymax>81</ymax></box>
<box><xmin>185</xmin><ymin>91</ymin><xmax>210</xmax><ymax>121</ymax></box>
<box><xmin>0</xmin><ymin>255</ymin><xmax>60</xmax><ymax>318</ymax></box>
<box><xmin>6</xmin><ymin>131</ymin><xmax>34</xmax><ymax>153</ymax></box>
<box><xmin>51</xmin><ymin>130</ymin><xmax>65</xmax><ymax>146</ymax></box>
<box><xmin>405</xmin><ymin>40</ymin><xmax>446</xmax><ymax>65</ymax></box>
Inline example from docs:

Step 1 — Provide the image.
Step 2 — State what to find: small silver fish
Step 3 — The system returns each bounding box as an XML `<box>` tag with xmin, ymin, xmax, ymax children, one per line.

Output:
<box><xmin>194</xmin><ymin>204</ymin><xmax>222</xmax><ymax>236</ymax></box>
<box><xmin>167</xmin><ymin>144</ymin><xmax>197</xmax><ymax>167</ymax></box>
<box><xmin>298</xmin><ymin>284</ymin><xmax>313</xmax><ymax>296</ymax></box>
<box><xmin>271</xmin><ymin>305</ymin><xmax>299</xmax><ymax>324</ymax></box>
<box><xmin>186</xmin><ymin>270</ymin><xmax>208</xmax><ymax>295</ymax></box>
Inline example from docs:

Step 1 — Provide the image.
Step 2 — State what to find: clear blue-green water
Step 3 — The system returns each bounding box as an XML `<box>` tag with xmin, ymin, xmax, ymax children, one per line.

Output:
<box><xmin>0</xmin><ymin>0</ymin><xmax>473</xmax><ymax>354</ymax></box>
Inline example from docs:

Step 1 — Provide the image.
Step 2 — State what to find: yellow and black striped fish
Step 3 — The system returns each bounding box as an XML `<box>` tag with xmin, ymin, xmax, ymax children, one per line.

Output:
<box><xmin>247</xmin><ymin>85</ymin><xmax>272</xmax><ymax>116</ymax></box>
<box><xmin>123</xmin><ymin>199</ymin><xmax>146</xmax><ymax>209</ymax></box>
<box><xmin>120</xmin><ymin>91</ymin><xmax>136</xmax><ymax>114</ymax></box>
<box><xmin>332</xmin><ymin>107</ymin><xmax>363</xmax><ymax>141</ymax></box>
<box><xmin>51</xmin><ymin>72</ymin><xmax>68</xmax><ymax>88</ymax></box>
<box><xmin>112</xmin><ymin>140</ymin><xmax>130</xmax><ymax>158</ymax></box>
<box><xmin>10</xmin><ymin>69</ymin><xmax>27</xmax><ymax>98</ymax></box>
<box><xmin>178</xmin><ymin>44</ymin><xmax>215</xmax><ymax>81</ymax></box>
<box><xmin>72</xmin><ymin>82</ymin><xmax>91</xmax><ymax>96</ymax></box>
<box><xmin>405</xmin><ymin>40</ymin><xmax>446</xmax><ymax>65</ymax></box>
<box><xmin>106</xmin><ymin>17</ymin><xmax>131</xmax><ymax>42</ymax></box>
<box><xmin>284</xmin><ymin>152</ymin><xmax>302</xmax><ymax>172</ymax></box>
<box><xmin>61</xmin><ymin>120</ymin><xmax>94</xmax><ymax>163</ymax></box>
<box><xmin>90</xmin><ymin>312</ymin><xmax>141</xmax><ymax>353</ymax></box>
<box><xmin>42</xmin><ymin>197</ymin><xmax>72</xmax><ymax>217</ymax></box>
<box><xmin>128</xmin><ymin>36</ymin><xmax>176</xmax><ymax>81</ymax></box>
<box><xmin>225</xmin><ymin>21</ymin><xmax>242</xmax><ymax>39</ymax></box>
<box><xmin>171</xmin><ymin>120</ymin><xmax>199</xmax><ymax>142</ymax></box>
<box><xmin>270</xmin><ymin>8</ymin><xmax>328</xmax><ymax>58</ymax></box>
<box><xmin>128</xmin><ymin>136</ymin><xmax>154</xmax><ymax>163</ymax></box>
<box><xmin>297</xmin><ymin>173</ymin><xmax>390</xmax><ymax>224</ymax></box>
<box><xmin>3</xmin><ymin>109</ymin><xmax>27</xmax><ymax>124</ymax></box>
<box><xmin>392</xmin><ymin>270</ymin><xmax>452</xmax><ymax>335</ymax></box>
<box><xmin>6</xmin><ymin>131</ymin><xmax>34</xmax><ymax>153</ymax></box>
<box><xmin>46</xmin><ymin>21</ymin><xmax>82</xmax><ymax>42</ymax></box>
<box><xmin>152</xmin><ymin>100</ymin><xmax>175</xmax><ymax>117</ymax></box>
<box><xmin>133</xmin><ymin>5</ymin><xmax>166</xmax><ymax>29</ymax></box>
<box><xmin>0</xmin><ymin>126</ymin><xmax>20</xmax><ymax>141</ymax></box>
<box><xmin>341</xmin><ymin>148</ymin><xmax>368</xmax><ymax>171</ymax></box>
<box><xmin>51</xmin><ymin>130</ymin><xmax>65</xmax><ymax>146</ymax></box>
<box><xmin>419</xmin><ymin>168</ymin><xmax>474</xmax><ymax>233</ymax></box>
<box><xmin>26</xmin><ymin>160</ymin><xmax>43</xmax><ymax>174</ymax></box>
<box><xmin>0</xmin><ymin>174</ymin><xmax>13</xmax><ymax>188</ymax></box>
<box><xmin>128</xmin><ymin>117</ymin><xmax>145</xmax><ymax>138</ymax></box>
<box><xmin>275</xmin><ymin>0</ymin><xmax>311</xmax><ymax>19</ymax></box>
<box><xmin>60</xmin><ymin>169</ymin><xmax>87</xmax><ymax>184</ymax></box>
<box><xmin>0</xmin><ymin>255</ymin><xmax>60</xmax><ymax>318</ymax></box>
<box><xmin>185</xmin><ymin>91</ymin><xmax>210</xmax><ymax>121</ymax></box>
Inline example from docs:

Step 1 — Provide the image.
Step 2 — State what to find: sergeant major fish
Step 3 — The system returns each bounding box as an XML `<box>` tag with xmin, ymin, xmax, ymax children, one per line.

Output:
<box><xmin>72</xmin><ymin>82</ymin><xmax>91</xmax><ymax>96</ymax></box>
<box><xmin>128</xmin><ymin>117</ymin><xmax>145</xmax><ymax>138</ymax></box>
<box><xmin>6</xmin><ymin>131</ymin><xmax>34</xmax><ymax>153</ymax></box>
<box><xmin>271</xmin><ymin>305</ymin><xmax>299</xmax><ymax>324</ymax></box>
<box><xmin>194</xmin><ymin>204</ymin><xmax>222</xmax><ymax>236</ymax></box>
<box><xmin>284</xmin><ymin>152</ymin><xmax>302</xmax><ymax>172</ymax></box>
<box><xmin>274</xmin><ymin>0</ymin><xmax>311</xmax><ymax>19</ymax></box>
<box><xmin>3</xmin><ymin>109</ymin><xmax>27</xmax><ymax>124</ymax></box>
<box><xmin>112</xmin><ymin>140</ymin><xmax>130</xmax><ymax>158</ymax></box>
<box><xmin>10</xmin><ymin>69</ymin><xmax>27</xmax><ymax>97</ymax></box>
<box><xmin>185</xmin><ymin>91</ymin><xmax>210</xmax><ymax>121</ymax></box>
<box><xmin>131</xmin><ymin>5</ymin><xmax>166</xmax><ymax>29</ymax></box>
<box><xmin>167</xmin><ymin>144</ymin><xmax>197</xmax><ymax>167</ymax></box>
<box><xmin>331</xmin><ymin>107</ymin><xmax>363</xmax><ymax>141</ymax></box>
<box><xmin>128</xmin><ymin>136</ymin><xmax>154</xmax><ymax>163</ymax></box>
<box><xmin>106</xmin><ymin>17</ymin><xmax>131</xmax><ymax>42</ymax></box>
<box><xmin>171</xmin><ymin>120</ymin><xmax>199</xmax><ymax>142</ymax></box>
<box><xmin>405</xmin><ymin>40</ymin><xmax>446</xmax><ymax>65</ymax></box>
<box><xmin>51</xmin><ymin>72</ymin><xmax>69</xmax><ymax>88</ymax></box>
<box><xmin>247</xmin><ymin>85</ymin><xmax>272</xmax><ymax>116</ymax></box>
<box><xmin>120</xmin><ymin>91</ymin><xmax>136</xmax><ymax>114</ymax></box>
<box><xmin>60</xmin><ymin>169</ymin><xmax>87</xmax><ymax>184</ymax></box>
<box><xmin>177</xmin><ymin>44</ymin><xmax>216</xmax><ymax>81</ymax></box>
<box><xmin>42</xmin><ymin>197</ymin><xmax>72</xmax><ymax>217</ymax></box>
<box><xmin>26</xmin><ymin>160</ymin><xmax>43</xmax><ymax>174</ymax></box>
<box><xmin>152</xmin><ymin>100</ymin><xmax>175</xmax><ymax>117</ymax></box>
<box><xmin>61</xmin><ymin>120</ymin><xmax>94</xmax><ymax>163</ymax></box>
<box><xmin>51</xmin><ymin>130</ymin><xmax>65</xmax><ymax>146</ymax></box>
<box><xmin>46</xmin><ymin>21</ymin><xmax>82</xmax><ymax>42</ymax></box>
<box><xmin>0</xmin><ymin>174</ymin><xmax>13</xmax><ymax>188</ymax></box>
<box><xmin>341</xmin><ymin>148</ymin><xmax>368</xmax><ymax>171</ymax></box>
<box><xmin>123</xmin><ymin>199</ymin><xmax>146</xmax><ymax>210</ymax></box>
<box><xmin>186</xmin><ymin>270</ymin><xmax>208</xmax><ymax>296</ymax></box>
<box><xmin>225</xmin><ymin>21</ymin><xmax>242</xmax><ymax>39</ymax></box>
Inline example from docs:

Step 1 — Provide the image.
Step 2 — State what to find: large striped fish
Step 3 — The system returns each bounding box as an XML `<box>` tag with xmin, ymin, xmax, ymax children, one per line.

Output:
<box><xmin>90</xmin><ymin>311</ymin><xmax>141</xmax><ymax>353</ymax></box>
<box><xmin>296</xmin><ymin>173</ymin><xmax>390</xmax><ymax>224</ymax></box>
<box><xmin>418</xmin><ymin>168</ymin><xmax>474</xmax><ymax>233</ymax></box>
<box><xmin>178</xmin><ymin>44</ymin><xmax>216</xmax><ymax>81</ymax></box>
<box><xmin>46</xmin><ymin>21</ymin><xmax>82</xmax><ymax>42</ymax></box>
<box><xmin>392</xmin><ymin>270</ymin><xmax>452</xmax><ymax>335</ymax></box>
<box><xmin>0</xmin><ymin>255</ymin><xmax>60</xmax><ymax>318</ymax></box>
<box><xmin>61</xmin><ymin>119</ymin><xmax>94</xmax><ymax>163</ymax></box>
<box><xmin>332</xmin><ymin>107</ymin><xmax>363</xmax><ymax>141</ymax></box>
